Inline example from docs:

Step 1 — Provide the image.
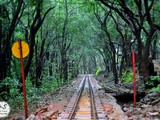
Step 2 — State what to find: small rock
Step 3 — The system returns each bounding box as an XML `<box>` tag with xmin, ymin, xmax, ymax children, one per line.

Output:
<box><xmin>123</xmin><ymin>107</ymin><xmax>129</xmax><ymax>112</ymax></box>
<box><xmin>140</xmin><ymin>104</ymin><xmax>149</xmax><ymax>108</ymax></box>
<box><xmin>128</xmin><ymin>116</ymin><xmax>137</xmax><ymax>120</ymax></box>
<box><xmin>152</xmin><ymin>106</ymin><xmax>159</xmax><ymax>112</ymax></box>
<box><xmin>103</xmin><ymin>105</ymin><xmax>114</xmax><ymax>113</ymax></box>
<box><xmin>125</xmin><ymin>109</ymin><xmax>133</xmax><ymax>117</ymax></box>
<box><xmin>26</xmin><ymin>114</ymin><xmax>35</xmax><ymax>120</ymax></box>
<box><xmin>15</xmin><ymin>116</ymin><xmax>25</xmax><ymax>120</ymax></box>
<box><xmin>139</xmin><ymin>118</ymin><xmax>146</xmax><ymax>120</ymax></box>
<box><xmin>51</xmin><ymin>115</ymin><xmax>57</xmax><ymax>119</ymax></box>
<box><xmin>147</xmin><ymin>112</ymin><xmax>159</xmax><ymax>116</ymax></box>
<box><xmin>139</xmin><ymin>109</ymin><xmax>146</xmax><ymax>115</ymax></box>
<box><xmin>148</xmin><ymin>92</ymin><xmax>158</xmax><ymax>97</ymax></box>
<box><xmin>134</xmin><ymin>107</ymin><xmax>141</xmax><ymax>112</ymax></box>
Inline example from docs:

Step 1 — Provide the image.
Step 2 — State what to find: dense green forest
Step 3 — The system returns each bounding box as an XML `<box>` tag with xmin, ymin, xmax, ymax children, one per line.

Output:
<box><xmin>0</xmin><ymin>0</ymin><xmax>160</xmax><ymax>115</ymax></box>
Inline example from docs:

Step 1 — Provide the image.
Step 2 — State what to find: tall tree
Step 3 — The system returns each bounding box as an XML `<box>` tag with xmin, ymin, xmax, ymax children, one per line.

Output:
<box><xmin>93</xmin><ymin>4</ymin><xmax>119</xmax><ymax>83</ymax></box>
<box><xmin>24</xmin><ymin>0</ymin><xmax>54</xmax><ymax>85</ymax></box>
<box><xmin>59</xmin><ymin>0</ymin><xmax>70</xmax><ymax>82</ymax></box>
<box><xmin>0</xmin><ymin>0</ymin><xmax>23</xmax><ymax>81</ymax></box>
<box><xmin>97</xmin><ymin>0</ymin><xmax>157</xmax><ymax>86</ymax></box>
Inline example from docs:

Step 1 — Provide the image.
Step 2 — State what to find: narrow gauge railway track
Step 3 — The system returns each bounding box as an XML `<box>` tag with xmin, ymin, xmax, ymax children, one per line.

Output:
<box><xmin>58</xmin><ymin>76</ymin><xmax>107</xmax><ymax>120</ymax></box>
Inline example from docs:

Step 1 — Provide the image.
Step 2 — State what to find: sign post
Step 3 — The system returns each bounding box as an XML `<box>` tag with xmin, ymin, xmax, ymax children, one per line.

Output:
<box><xmin>12</xmin><ymin>38</ymin><xmax>29</xmax><ymax>118</ymax></box>
<box><xmin>132</xmin><ymin>50</ymin><xmax>136</xmax><ymax>107</ymax></box>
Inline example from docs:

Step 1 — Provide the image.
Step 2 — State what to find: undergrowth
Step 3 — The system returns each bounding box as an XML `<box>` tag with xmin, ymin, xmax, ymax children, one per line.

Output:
<box><xmin>147</xmin><ymin>76</ymin><xmax>160</xmax><ymax>92</ymax></box>
<box><xmin>0</xmin><ymin>77</ymin><xmax>61</xmax><ymax>117</ymax></box>
<box><xmin>122</xmin><ymin>69</ymin><xmax>133</xmax><ymax>83</ymax></box>
<box><xmin>151</xmin><ymin>84</ymin><xmax>160</xmax><ymax>92</ymax></box>
<box><xmin>146</xmin><ymin>76</ymin><xmax>160</xmax><ymax>87</ymax></box>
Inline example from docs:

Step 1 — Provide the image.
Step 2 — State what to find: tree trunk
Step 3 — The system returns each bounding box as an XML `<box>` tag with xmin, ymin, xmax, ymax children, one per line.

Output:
<box><xmin>0</xmin><ymin>1</ymin><xmax>23</xmax><ymax>81</ymax></box>
<box><xmin>60</xmin><ymin>51</ymin><xmax>68</xmax><ymax>82</ymax></box>
<box><xmin>104</xmin><ymin>31</ymin><xmax>119</xmax><ymax>84</ymax></box>
<box><xmin>63</xmin><ymin>52</ymin><xmax>68</xmax><ymax>81</ymax></box>
<box><xmin>152</xmin><ymin>35</ymin><xmax>157</xmax><ymax>59</ymax></box>
<box><xmin>119</xmin><ymin>54</ymin><xmax>125</xmax><ymax>80</ymax></box>
<box><xmin>24</xmin><ymin>3</ymin><xmax>54</xmax><ymax>81</ymax></box>
<box><xmin>24</xmin><ymin>34</ymin><xmax>35</xmax><ymax>80</ymax></box>
<box><xmin>82</xmin><ymin>56</ymin><xmax>87</xmax><ymax>74</ymax></box>
<box><xmin>112</xmin><ymin>53</ymin><xmax>119</xmax><ymax>84</ymax></box>
<box><xmin>137</xmin><ymin>27</ymin><xmax>156</xmax><ymax>87</ymax></box>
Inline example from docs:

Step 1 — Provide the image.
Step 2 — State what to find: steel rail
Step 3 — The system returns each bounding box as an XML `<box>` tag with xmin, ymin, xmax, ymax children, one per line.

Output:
<box><xmin>68</xmin><ymin>76</ymin><xmax>86</xmax><ymax>120</ymax></box>
<box><xmin>58</xmin><ymin>75</ymin><xmax>108</xmax><ymax>120</ymax></box>
<box><xmin>69</xmin><ymin>76</ymin><xmax>98</xmax><ymax>120</ymax></box>
<box><xmin>88</xmin><ymin>76</ymin><xmax>97</xmax><ymax>120</ymax></box>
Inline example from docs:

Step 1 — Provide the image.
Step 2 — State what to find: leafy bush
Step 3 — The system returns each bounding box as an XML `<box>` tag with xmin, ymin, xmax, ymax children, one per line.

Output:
<box><xmin>150</xmin><ymin>76</ymin><xmax>160</xmax><ymax>82</ymax></box>
<box><xmin>0</xmin><ymin>77</ymin><xmax>21</xmax><ymax>100</ymax></box>
<box><xmin>0</xmin><ymin>77</ymin><xmax>24</xmax><ymax>113</ymax></box>
<box><xmin>25</xmin><ymin>79</ymin><xmax>41</xmax><ymax>101</ymax></box>
<box><xmin>151</xmin><ymin>84</ymin><xmax>160</xmax><ymax>92</ymax></box>
<box><xmin>122</xmin><ymin>70</ymin><xmax>133</xmax><ymax>83</ymax></box>
<box><xmin>40</xmin><ymin>79</ymin><xmax>59</xmax><ymax>92</ymax></box>
<box><xmin>146</xmin><ymin>76</ymin><xmax>160</xmax><ymax>87</ymax></box>
<box><xmin>0</xmin><ymin>76</ymin><xmax>62</xmax><ymax>117</ymax></box>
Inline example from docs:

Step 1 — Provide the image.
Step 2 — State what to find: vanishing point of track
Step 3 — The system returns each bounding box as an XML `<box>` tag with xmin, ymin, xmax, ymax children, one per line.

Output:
<box><xmin>58</xmin><ymin>75</ymin><xmax>107</xmax><ymax>120</ymax></box>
